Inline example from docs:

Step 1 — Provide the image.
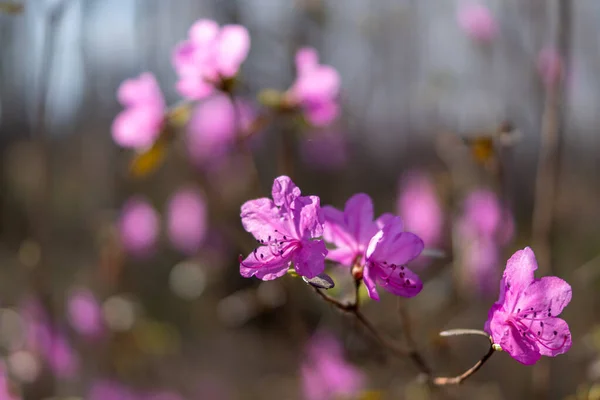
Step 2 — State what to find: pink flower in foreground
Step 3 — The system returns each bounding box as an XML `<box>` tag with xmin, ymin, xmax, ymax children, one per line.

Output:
<box><xmin>187</xmin><ymin>94</ymin><xmax>255</xmax><ymax>166</ymax></box>
<box><xmin>112</xmin><ymin>73</ymin><xmax>165</xmax><ymax>149</ymax></box>
<box><xmin>118</xmin><ymin>197</ymin><xmax>160</xmax><ymax>258</ymax></box>
<box><xmin>166</xmin><ymin>188</ymin><xmax>208</xmax><ymax>255</ymax></box>
<box><xmin>287</xmin><ymin>47</ymin><xmax>341</xmax><ymax>126</ymax></box>
<box><xmin>301</xmin><ymin>332</ymin><xmax>365</xmax><ymax>400</ymax></box>
<box><xmin>173</xmin><ymin>19</ymin><xmax>250</xmax><ymax>100</ymax></box>
<box><xmin>364</xmin><ymin>217</ymin><xmax>424</xmax><ymax>301</ymax></box>
<box><xmin>457</xmin><ymin>3</ymin><xmax>498</xmax><ymax>43</ymax></box>
<box><xmin>67</xmin><ymin>288</ymin><xmax>103</xmax><ymax>338</ymax></box>
<box><xmin>239</xmin><ymin>176</ymin><xmax>327</xmax><ymax>280</ymax></box>
<box><xmin>485</xmin><ymin>248</ymin><xmax>572</xmax><ymax>365</ymax></box>
<box><xmin>397</xmin><ymin>171</ymin><xmax>443</xmax><ymax>247</ymax></box>
<box><xmin>323</xmin><ymin>193</ymin><xmax>394</xmax><ymax>267</ymax></box>
<box><xmin>537</xmin><ymin>47</ymin><xmax>564</xmax><ymax>88</ymax></box>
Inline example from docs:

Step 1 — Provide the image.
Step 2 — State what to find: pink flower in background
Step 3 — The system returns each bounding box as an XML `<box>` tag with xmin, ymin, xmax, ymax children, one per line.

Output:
<box><xmin>457</xmin><ymin>3</ymin><xmax>498</xmax><ymax>43</ymax></box>
<box><xmin>112</xmin><ymin>73</ymin><xmax>165</xmax><ymax>149</ymax></box>
<box><xmin>323</xmin><ymin>193</ymin><xmax>394</xmax><ymax>267</ymax></box>
<box><xmin>287</xmin><ymin>47</ymin><xmax>341</xmax><ymax>126</ymax></box>
<box><xmin>239</xmin><ymin>176</ymin><xmax>327</xmax><ymax>280</ymax></box>
<box><xmin>166</xmin><ymin>188</ymin><xmax>208</xmax><ymax>255</ymax></box>
<box><xmin>118</xmin><ymin>197</ymin><xmax>160</xmax><ymax>258</ymax></box>
<box><xmin>537</xmin><ymin>47</ymin><xmax>564</xmax><ymax>87</ymax></box>
<box><xmin>485</xmin><ymin>248</ymin><xmax>572</xmax><ymax>365</ymax></box>
<box><xmin>187</xmin><ymin>94</ymin><xmax>255</xmax><ymax>167</ymax></box>
<box><xmin>301</xmin><ymin>332</ymin><xmax>365</xmax><ymax>400</ymax></box>
<box><xmin>67</xmin><ymin>288</ymin><xmax>103</xmax><ymax>338</ymax></box>
<box><xmin>397</xmin><ymin>171</ymin><xmax>443</xmax><ymax>247</ymax></box>
<box><xmin>300</xmin><ymin>130</ymin><xmax>348</xmax><ymax>171</ymax></box>
<box><xmin>173</xmin><ymin>19</ymin><xmax>250</xmax><ymax>100</ymax></box>
<box><xmin>0</xmin><ymin>363</ymin><xmax>19</xmax><ymax>400</ymax></box>
<box><xmin>364</xmin><ymin>217</ymin><xmax>424</xmax><ymax>300</ymax></box>
<box><xmin>456</xmin><ymin>189</ymin><xmax>514</xmax><ymax>295</ymax></box>
<box><xmin>45</xmin><ymin>334</ymin><xmax>79</xmax><ymax>379</ymax></box>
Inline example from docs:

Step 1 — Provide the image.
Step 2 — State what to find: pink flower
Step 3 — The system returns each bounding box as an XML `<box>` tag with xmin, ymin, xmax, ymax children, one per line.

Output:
<box><xmin>118</xmin><ymin>197</ymin><xmax>160</xmax><ymax>258</ymax></box>
<box><xmin>537</xmin><ymin>47</ymin><xmax>564</xmax><ymax>88</ymax></box>
<box><xmin>166</xmin><ymin>188</ymin><xmax>207</xmax><ymax>255</ymax></box>
<box><xmin>186</xmin><ymin>94</ymin><xmax>255</xmax><ymax>167</ymax></box>
<box><xmin>67</xmin><ymin>288</ymin><xmax>103</xmax><ymax>338</ymax></box>
<box><xmin>45</xmin><ymin>334</ymin><xmax>79</xmax><ymax>379</ymax></box>
<box><xmin>323</xmin><ymin>193</ymin><xmax>394</xmax><ymax>267</ymax></box>
<box><xmin>112</xmin><ymin>73</ymin><xmax>165</xmax><ymax>149</ymax></box>
<box><xmin>301</xmin><ymin>332</ymin><xmax>365</xmax><ymax>400</ymax></box>
<box><xmin>484</xmin><ymin>248</ymin><xmax>572</xmax><ymax>365</ymax></box>
<box><xmin>457</xmin><ymin>3</ymin><xmax>498</xmax><ymax>43</ymax></box>
<box><xmin>364</xmin><ymin>217</ymin><xmax>424</xmax><ymax>301</ymax></box>
<box><xmin>287</xmin><ymin>48</ymin><xmax>341</xmax><ymax>126</ymax></box>
<box><xmin>397</xmin><ymin>171</ymin><xmax>443</xmax><ymax>247</ymax></box>
<box><xmin>239</xmin><ymin>176</ymin><xmax>327</xmax><ymax>280</ymax></box>
<box><xmin>300</xmin><ymin>129</ymin><xmax>348</xmax><ymax>171</ymax></box>
<box><xmin>173</xmin><ymin>19</ymin><xmax>250</xmax><ymax>100</ymax></box>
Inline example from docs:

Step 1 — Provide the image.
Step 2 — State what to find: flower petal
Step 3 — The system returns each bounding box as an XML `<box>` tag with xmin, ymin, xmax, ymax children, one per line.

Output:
<box><xmin>500</xmin><ymin>324</ymin><xmax>541</xmax><ymax>365</ymax></box>
<box><xmin>189</xmin><ymin>19</ymin><xmax>220</xmax><ymax>45</ymax></box>
<box><xmin>175</xmin><ymin>75</ymin><xmax>215</xmax><ymax>101</ymax></box>
<box><xmin>295</xmin><ymin>195</ymin><xmax>325</xmax><ymax>238</ymax></box>
<box><xmin>536</xmin><ymin>317</ymin><xmax>571</xmax><ymax>357</ymax></box>
<box><xmin>323</xmin><ymin>205</ymin><xmax>357</xmax><ymax>253</ymax></box>
<box><xmin>295</xmin><ymin>47</ymin><xmax>319</xmax><ymax>74</ymax></box>
<box><xmin>343</xmin><ymin>193</ymin><xmax>376</xmax><ymax>246</ymax></box>
<box><xmin>239</xmin><ymin>248</ymin><xmax>290</xmax><ymax>280</ymax></box>
<box><xmin>502</xmin><ymin>247</ymin><xmax>538</xmax><ymax>310</ymax></box>
<box><xmin>375</xmin><ymin>212</ymin><xmax>396</xmax><ymax>230</ymax></box>
<box><xmin>513</xmin><ymin>276</ymin><xmax>572</xmax><ymax>317</ymax></box>
<box><xmin>363</xmin><ymin>264</ymin><xmax>380</xmax><ymax>301</ymax></box>
<box><xmin>366</xmin><ymin>218</ymin><xmax>424</xmax><ymax>266</ymax></box>
<box><xmin>326</xmin><ymin>248</ymin><xmax>357</xmax><ymax>267</ymax></box>
<box><xmin>111</xmin><ymin>106</ymin><xmax>163</xmax><ymax>149</ymax></box>
<box><xmin>117</xmin><ymin>73</ymin><xmax>164</xmax><ymax>107</ymax></box>
<box><xmin>271</xmin><ymin>175</ymin><xmax>301</xmax><ymax>211</ymax></box>
<box><xmin>305</xmin><ymin>100</ymin><xmax>339</xmax><ymax>127</ymax></box>
<box><xmin>240</xmin><ymin>198</ymin><xmax>293</xmax><ymax>241</ymax></box>
<box><xmin>217</xmin><ymin>25</ymin><xmax>250</xmax><ymax>78</ymax></box>
<box><xmin>293</xmin><ymin>240</ymin><xmax>327</xmax><ymax>278</ymax></box>
<box><xmin>374</xmin><ymin>264</ymin><xmax>423</xmax><ymax>298</ymax></box>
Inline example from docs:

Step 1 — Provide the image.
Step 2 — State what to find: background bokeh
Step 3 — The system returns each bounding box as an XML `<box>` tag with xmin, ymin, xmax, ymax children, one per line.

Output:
<box><xmin>1</xmin><ymin>0</ymin><xmax>599</xmax><ymax>399</ymax></box>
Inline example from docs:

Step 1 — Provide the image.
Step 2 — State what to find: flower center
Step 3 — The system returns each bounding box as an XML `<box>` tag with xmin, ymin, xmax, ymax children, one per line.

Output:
<box><xmin>507</xmin><ymin>308</ymin><xmax>569</xmax><ymax>351</ymax></box>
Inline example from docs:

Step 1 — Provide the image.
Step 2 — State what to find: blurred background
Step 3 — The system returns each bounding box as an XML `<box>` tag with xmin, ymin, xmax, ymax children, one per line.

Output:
<box><xmin>1</xmin><ymin>0</ymin><xmax>600</xmax><ymax>399</ymax></box>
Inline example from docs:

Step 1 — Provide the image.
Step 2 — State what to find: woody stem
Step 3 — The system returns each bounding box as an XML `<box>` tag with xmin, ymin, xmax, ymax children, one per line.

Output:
<box><xmin>431</xmin><ymin>329</ymin><xmax>496</xmax><ymax>385</ymax></box>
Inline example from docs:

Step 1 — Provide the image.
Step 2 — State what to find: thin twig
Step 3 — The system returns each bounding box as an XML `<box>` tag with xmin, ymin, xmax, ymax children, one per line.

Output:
<box><xmin>431</xmin><ymin>329</ymin><xmax>495</xmax><ymax>386</ymax></box>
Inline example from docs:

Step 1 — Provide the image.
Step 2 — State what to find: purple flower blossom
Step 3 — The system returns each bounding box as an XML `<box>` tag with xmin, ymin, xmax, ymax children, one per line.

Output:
<box><xmin>186</xmin><ymin>94</ymin><xmax>255</xmax><ymax>167</ymax></box>
<box><xmin>397</xmin><ymin>171</ymin><xmax>443</xmax><ymax>247</ymax></box>
<box><xmin>287</xmin><ymin>47</ymin><xmax>340</xmax><ymax>127</ymax></box>
<box><xmin>239</xmin><ymin>176</ymin><xmax>327</xmax><ymax>280</ymax></box>
<box><xmin>484</xmin><ymin>247</ymin><xmax>572</xmax><ymax>365</ymax></box>
<box><xmin>173</xmin><ymin>19</ymin><xmax>250</xmax><ymax>100</ymax></box>
<box><xmin>118</xmin><ymin>197</ymin><xmax>160</xmax><ymax>258</ymax></box>
<box><xmin>67</xmin><ymin>288</ymin><xmax>104</xmax><ymax>338</ymax></box>
<box><xmin>166</xmin><ymin>187</ymin><xmax>208</xmax><ymax>255</ymax></box>
<box><xmin>301</xmin><ymin>332</ymin><xmax>365</xmax><ymax>400</ymax></box>
<box><xmin>112</xmin><ymin>73</ymin><xmax>165</xmax><ymax>149</ymax></box>
<box><xmin>323</xmin><ymin>194</ymin><xmax>424</xmax><ymax>301</ymax></box>
<box><xmin>457</xmin><ymin>3</ymin><xmax>498</xmax><ymax>43</ymax></box>
<box><xmin>323</xmin><ymin>193</ymin><xmax>394</xmax><ymax>268</ymax></box>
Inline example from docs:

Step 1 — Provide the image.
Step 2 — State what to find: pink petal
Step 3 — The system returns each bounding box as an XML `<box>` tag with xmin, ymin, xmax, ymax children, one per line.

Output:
<box><xmin>500</xmin><ymin>324</ymin><xmax>541</xmax><ymax>365</ymax></box>
<box><xmin>366</xmin><ymin>218</ymin><xmax>424</xmax><ymax>266</ymax></box>
<box><xmin>535</xmin><ymin>317</ymin><xmax>571</xmax><ymax>357</ymax></box>
<box><xmin>239</xmin><ymin>248</ymin><xmax>291</xmax><ymax>280</ymax></box>
<box><xmin>189</xmin><ymin>19</ymin><xmax>220</xmax><ymax>45</ymax></box>
<box><xmin>375</xmin><ymin>213</ymin><xmax>396</xmax><ymax>230</ymax></box>
<box><xmin>363</xmin><ymin>265</ymin><xmax>380</xmax><ymax>301</ymax></box>
<box><xmin>117</xmin><ymin>73</ymin><xmax>164</xmax><ymax>107</ymax></box>
<box><xmin>166</xmin><ymin>188</ymin><xmax>208</xmax><ymax>255</ymax></box>
<box><xmin>271</xmin><ymin>175</ymin><xmax>302</xmax><ymax>212</ymax></box>
<box><xmin>295</xmin><ymin>66</ymin><xmax>340</xmax><ymax>102</ymax></box>
<box><xmin>326</xmin><ymin>248</ymin><xmax>358</xmax><ymax>267</ymax></box>
<box><xmin>240</xmin><ymin>198</ymin><xmax>294</xmax><ymax>241</ymax></box>
<box><xmin>175</xmin><ymin>75</ymin><xmax>215</xmax><ymax>101</ymax></box>
<box><xmin>305</xmin><ymin>100</ymin><xmax>339</xmax><ymax>126</ymax></box>
<box><xmin>111</xmin><ymin>106</ymin><xmax>163</xmax><ymax>149</ymax></box>
<box><xmin>217</xmin><ymin>25</ymin><xmax>251</xmax><ymax>78</ymax></box>
<box><xmin>295</xmin><ymin>47</ymin><xmax>319</xmax><ymax>74</ymax></box>
<box><xmin>513</xmin><ymin>276</ymin><xmax>572</xmax><ymax>318</ymax></box>
<box><xmin>67</xmin><ymin>289</ymin><xmax>103</xmax><ymax>337</ymax></box>
<box><xmin>502</xmin><ymin>247</ymin><xmax>538</xmax><ymax>307</ymax></box>
<box><xmin>118</xmin><ymin>197</ymin><xmax>160</xmax><ymax>258</ymax></box>
<box><xmin>296</xmin><ymin>195</ymin><xmax>325</xmax><ymax>238</ymax></box>
<box><xmin>457</xmin><ymin>3</ymin><xmax>498</xmax><ymax>43</ymax></box>
<box><xmin>323</xmin><ymin>206</ymin><xmax>359</xmax><ymax>264</ymax></box>
<box><xmin>343</xmin><ymin>193</ymin><xmax>376</xmax><ymax>246</ymax></box>
<box><xmin>373</xmin><ymin>263</ymin><xmax>423</xmax><ymax>298</ymax></box>
<box><xmin>293</xmin><ymin>240</ymin><xmax>327</xmax><ymax>279</ymax></box>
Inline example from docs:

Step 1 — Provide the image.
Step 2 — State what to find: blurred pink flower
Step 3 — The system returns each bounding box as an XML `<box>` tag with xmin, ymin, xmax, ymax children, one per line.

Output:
<box><xmin>537</xmin><ymin>47</ymin><xmax>564</xmax><ymax>88</ymax></box>
<box><xmin>397</xmin><ymin>171</ymin><xmax>443</xmax><ymax>247</ymax></box>
<box><xmin>287</xmin><ymin>47</ymin><xmax>341</xmax><ymax>126</ymax></box>
<box><xmin>173</xmin><ymin>19</ymin><xmax>250</xmax><ymax>100</ymax></box>
<box><xmin>186</xmin><ymin>94</ymin><xmax>255</xmax><ymax>167</ymax></box>
<box><xmin>0</xmin><ymin>362</ymin><xmax>19</xmax><ymax>400</ymax></box>
<box><xmin>44</xmin><ymin>334</ymin><xmax>79</xmax><ymax>379</ymax></box>
<box><xmin>166</xmin><ymin>188</ymin><xmax>208</xmax><ymax>255</ymax></box>
<box><xmin>457</xmin><ymin>3</ymin><xmax>498</xmax><ymax>43</ymax></box>
<box><xmin>112</xmin><ymin>73</ymin><xmax>165</xmax><ymax>149</ymax></box>
<box><xmin>301</xmin><ymin>332</ymin><xmax>365</xmax><ymax>400</ymax></box>
<box><xmin>456</xmin><ymin>189</ymin><xmax>514</xmax><ymax>295</ymax></box>
<box><xmin>300</xmin><ymin>130</ymin><xmax>348</xmax><ymax>171</ymax></box>
<box><xmin>67</xmin><ymin>288</ymin><xmax>104</xmax><ymax>338</ymax></box>
<box><xmin>118</xmin><ymin>197</ymin><xmax>160</xmax><ymax>258</ymax></box>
